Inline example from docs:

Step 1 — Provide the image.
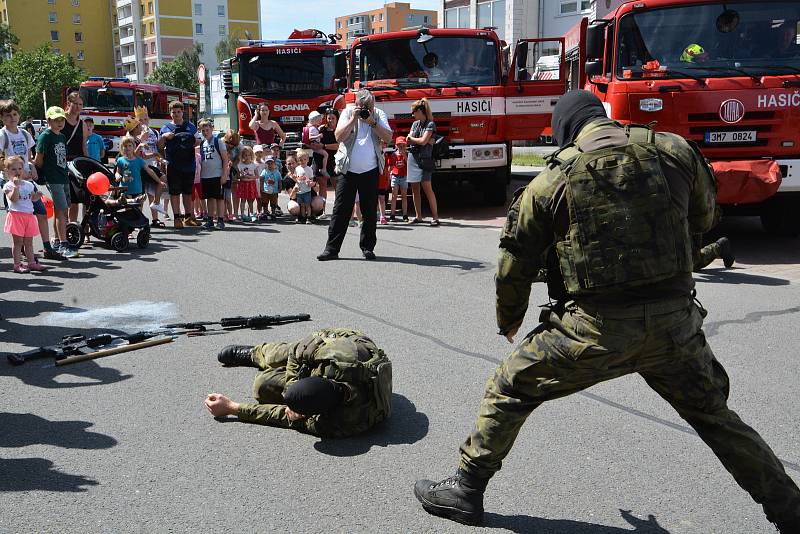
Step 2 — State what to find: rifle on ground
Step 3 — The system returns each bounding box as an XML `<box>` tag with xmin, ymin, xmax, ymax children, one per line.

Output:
<box><xmin>5</xmin><ymin>313</ymin><xmax>311</xmax><ymax>366</ymax></box>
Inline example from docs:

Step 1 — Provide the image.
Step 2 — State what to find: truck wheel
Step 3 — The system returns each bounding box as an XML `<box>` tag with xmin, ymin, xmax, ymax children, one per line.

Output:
<box><xmin>482</xmin><ymin>167</ymin><xmax>509</xmax><ymax>206</ymax></box>
<box><xmin>761</xmin><ymin>199</ymin><xmax>800</xmax><ymax>237</ymax></box>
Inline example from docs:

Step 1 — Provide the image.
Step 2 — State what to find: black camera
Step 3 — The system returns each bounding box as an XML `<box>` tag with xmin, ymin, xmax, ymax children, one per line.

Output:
<box><xmin>359</xmin><ymin>108</ymin><xmax>371</xmax><ymax>120</ymax></box>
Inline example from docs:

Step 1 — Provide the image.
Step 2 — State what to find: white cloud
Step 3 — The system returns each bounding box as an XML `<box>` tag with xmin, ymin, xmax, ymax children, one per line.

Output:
<box><xmin>260</xmin><ymin>0</ymin><xmax>440</xmax><ymax>41</ymax></box>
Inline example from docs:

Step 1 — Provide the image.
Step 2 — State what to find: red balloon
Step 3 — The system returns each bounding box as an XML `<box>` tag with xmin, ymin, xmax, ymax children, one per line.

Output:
<box><xmin>42</xmin><ymin>195</ymin><xmax>55</xmax><ymax>219</ymax></box>
<box><xmin>87</xmin><ymin>172</ymin><xmax>110</xmax><ymax>196</ymax></box>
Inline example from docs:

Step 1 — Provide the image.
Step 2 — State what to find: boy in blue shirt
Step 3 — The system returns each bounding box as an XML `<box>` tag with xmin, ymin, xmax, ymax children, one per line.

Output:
<box><xmin>115</xmin><ymin>135</ymin><xmax>158</xmax><ymax>197</ymax></box>
<box><xmin>259</xmin><ymin>156</ymin><xmax>282</xmax><ymax>220</ymax></box>
<box><xmin>84</xmin><ymin>118</ymin><xmax>105</xmax><ymax>161</ymax></box>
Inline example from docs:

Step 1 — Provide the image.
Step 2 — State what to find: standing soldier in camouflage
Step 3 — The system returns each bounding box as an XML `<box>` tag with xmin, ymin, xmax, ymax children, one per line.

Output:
<box><xmin>413</xmin><ymin>91</ymin><xmax>800</xmax><ymax>532</ymax></box>
<box><xmin>205</xmin><ymin>328</ymin><xmax>392</xmax><ymax>438</ymax></box>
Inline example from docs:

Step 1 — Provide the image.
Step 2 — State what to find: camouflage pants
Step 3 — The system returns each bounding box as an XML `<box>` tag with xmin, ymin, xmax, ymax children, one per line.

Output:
<box><xmin>459</xmin><ymin>300</ymin><xmax>800</xmax><ymax>523</ymax></box>
<box><xmin>250</xmin><ymin>342</ymin><xmax>294</xmax><ymax>403</ymax></box>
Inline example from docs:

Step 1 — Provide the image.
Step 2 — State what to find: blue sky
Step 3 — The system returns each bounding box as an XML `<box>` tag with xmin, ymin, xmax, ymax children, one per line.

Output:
<box><xmin>259</xmin><ymin>0</ymin><xmax>441</xmax><ymax>40</ymax></box>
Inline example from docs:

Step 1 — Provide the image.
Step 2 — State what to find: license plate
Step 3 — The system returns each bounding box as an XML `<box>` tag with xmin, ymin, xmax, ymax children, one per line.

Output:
<box><xmin>281</xmin><ymin>116</ymin><xmax>304</xmax><ymax>123</ymax></box>
<box><xmin>705</xmin><ymin>131</ymin><xmax>756</xmax><ymax>143</ymax></box>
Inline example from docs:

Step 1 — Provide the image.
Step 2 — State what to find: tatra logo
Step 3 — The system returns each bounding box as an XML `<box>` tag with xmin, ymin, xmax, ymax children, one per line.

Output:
<box><xmin>277</xmin><ymin>48</ymin><xmax>302</xmax><ymax>54</ymax></box>
<box><xmin>274</xmin><ymin>104</ymin><xmax>311</xmax><ymax>111</ymax></box>
<box><xmin>719</xmin><ymin>99</ymin><xmax>745</xmax><ymax>124</ymax></box>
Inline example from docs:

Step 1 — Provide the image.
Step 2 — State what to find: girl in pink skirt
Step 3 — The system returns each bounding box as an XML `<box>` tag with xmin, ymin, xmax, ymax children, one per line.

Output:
<box><xmin>2</xmin><ymin>155</ymin><xmax>46</xmax><ymax>273</ymax></box>
<box><xmin>236</xmin><ymin>146</ymin><xmax>260</xmax><ymax>222</ymax></box>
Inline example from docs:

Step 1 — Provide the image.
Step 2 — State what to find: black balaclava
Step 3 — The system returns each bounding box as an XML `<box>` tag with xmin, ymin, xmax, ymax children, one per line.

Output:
<box><xmin>283</xmin><ymin>376</ymin><xmax>346</xmax><ymax>416</ymax></box>
<box><xmin>551</xmin><ymin>90</ymin><xmax>609</xmax><ymax>147</ymax></box>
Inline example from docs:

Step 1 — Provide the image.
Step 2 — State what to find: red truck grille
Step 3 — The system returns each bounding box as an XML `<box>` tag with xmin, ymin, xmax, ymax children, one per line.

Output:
<box><xmin>687</xmin><ymin>111</ymin><xmax>777</xmax><ymax>149</ymax></box>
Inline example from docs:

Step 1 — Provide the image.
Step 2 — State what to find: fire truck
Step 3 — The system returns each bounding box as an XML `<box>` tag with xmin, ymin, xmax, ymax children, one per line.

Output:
<box><xmin>76</xmin><ymin>77</ymin><xmax>198</xmax><ymax>156</ymax></box>
<box><xmin>222</xmin><ymin>29</ymin><xmax>343</xmax><ymax>147</ymax></box>
<box><xmin>336</xmin><ymin>27</ymin><xmax>568</xmax><ymax>205</ymax></box>
<box><xmin>564</xmin><ymin>0</ymin><xmax>800</xmax><ymax>235</ymax></box>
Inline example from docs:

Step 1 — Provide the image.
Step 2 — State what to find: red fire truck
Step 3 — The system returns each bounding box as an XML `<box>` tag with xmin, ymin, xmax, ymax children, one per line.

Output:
<box><xmin>76</xmin><ymin>77</ymin><xmax>198</xmax><ymax>156</ymax></box>
<box><xmin>337</xmin><ymin>27</ymin><xmax>568</xmax><ymax>205</ymax></box>
<box><xmin>224</xmin><ymin>29</ymin><xmax>343</xmax><ymax>146</ymax></box>
<box><xmin>564</xmin><ymin>0</ymin><xmax>800</xmax><ymax>235</ymax></box>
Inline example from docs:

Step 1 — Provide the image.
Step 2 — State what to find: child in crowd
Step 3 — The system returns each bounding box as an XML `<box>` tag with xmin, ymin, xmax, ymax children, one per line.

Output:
<box><xmin>132</xmin><ymin>107</ymin><xmax>169</xmax><ymax>225</ymax></box>
<box><xmin>388</xmin><ymin>136</ymin><xmax>409</xmax><ymax>222</ymax></box>
<box><xmin>236</xmin><ymin>146</ymin><xmax>259</xmax><ymax>222</ymax></box>
<box><xmin>270</xmin><ymin>143</ymin><xmax>282</xmax><ymax>173</ymax></box>
<box><xmin>223</xmin><ymin>130</ymin><xmax>240</xmax><ymax>222</ymax></box>
<box><xmin>115</xmin><ymin>135</ymin><xmax>158</xmax><ymax>200</ymax></box>
<box><xmin>296</xmin><ymin>149</ymin><xmax>314</xmax><ymax>186</ymax></box>
<box><xmin>84</xmin><ymin>118</ymin><xmax>105</xmax><ymax>162</ymax></box>
<box><xmin>292</xmin><ymin>166</ymin><xmax>315</xmax><ymax>223</ymax></box>
<box><xmin>303</xmin><ymin>111</ymin><xmax>329</xmax><ymax>176</ymax></box>
<box><xmin>253</xmin><ymin>144</ymin><xmax>266</xmax><ymax>217</ymax></box>
<box><xmin>0</xmin><ymin>99</ymin><xmax>65</xmax><ymax>261</ymax></box>
<box><xmin>283</xmin><ymin>155</ymin><xmax>299</xmax><ymax>217</ymax></box>
<box><xmin>192</xmin><ymin>145</ymin><xmax>205</xmax><ymax>219</ymax></box>
<box><xmin>34</xmin><ymin>106</ymin><xmax>75</xmax><ymax>258</ymax></box>
<box><xmin>378</xmin><ymin>141</ymin><xmax>391</xmax><ymax>225</ymax></box>
<box><xmin>259</xmin><ymin>155</ymin><xmax>282</xmax><ymax>220</ymax></box>
<box><xmin>3</xmin><ymin>155</ymin><xmax>46</xmax><ymax>272</ymax></box>
<box><xmin>198</xmin><ymin>119</ymin><xmax>229</xmax><ymax>230</ymax></box>
<box><xmin>350</xmin><ymin>193</ymin><xmax>362</xmax><ymax>227</ymax></box>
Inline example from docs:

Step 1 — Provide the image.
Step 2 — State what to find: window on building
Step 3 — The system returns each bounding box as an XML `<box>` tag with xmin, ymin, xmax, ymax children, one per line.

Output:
<box><xmin>219</xmin><ymin>25</ymin><xmax>226</xmax><ymax>36</ymax></box>
<box><xmin>149</xmin><ymin>22</ymin><xmax>154</xmax><ymax>33</ymax></box>
<box><xmin>71</xmin><ymin>0</ymin><xmax>79</xmax><ymax>6</ymax></box>
<box><xmin>424</xmin><ymin>15</ymin><xmax>429</xmax><ymax>23</ymax></box>
<box><xmin>48</xmin><ymin>0</ymin><xmax>55</xmax><ymax>4</ymax></box>
<box><xmin>194</xmin><ymin>3</ymin><xmax>202</xmax><ymax>15</ymax></box>
<box><xmin>195</xmin><ymin>23</ymin><xmax>203</xmax><ymax>34</ymax></box>
<box><xmin>379</xmin><ymin>13</ymin><xmax>384</xmax><ymax>21</ymax></box>
<box><xmin>444</xmin><ymin>6</ymin><xmax>471</xmax><ymax>28</ymax></box>
<box><xmin>73</xmin><ymin>13</ymin><xmax>81</xmax><ymax>24</ymax></box>
<box><xmin>371</xmin><ymin>15</ymin><xmax>375</xmax><ymax>22</ymax></box>
<box><xmin>380</xmin><ymin>27</ymin><xmax>384</xmax><ymax>33</ymax></box>
<box><xmin>77</xmin><ymin>50</ymin><xmax>85</xmax><ymax>61</ymax></box>
<box><xmin>148</xmin><ymin>1</ymin><xmax>153</xmax><ymax>14</ymax></box>
<box><xmin>371</xmin><ymin>28</ymin><xmax>375</xmax><ymax>34</ymax></box>
<box><xmin>49</xmin><ymin>12</ymin><xmax>57</xmax><ymax>23</ymax></box>
<box><xmin>75</xmin><ymin>32</ymin><xmax>83</xmax><ymax>42</ymax></box>
<box><xmin>218</xmin><ymin>4</ymin><xmax>225</xmax><ymax>16</ymax></box>
<box><xmin>338</xmin><ymin>21</ymin><xmax>341</xmax><ymax>29</ymax></box>
<box><xmin>53</xmin><ymin>48</ymin><xmax>61</xmax><ymax>55</ymax></box>
<box><xmin>478</xmin><ymin>0</ymin><xmax>505</xmax><ymax>38</ymax></box>
<box><xmin>152</xmin><ymin>42</ymin><xmax>157</xmax><ymax>54</ymax></box>
<box><xmin>559</xmin><ymin>1</ymin><xmax>581</xmax><ymax>15</ymax></box>
<box><xmin>51</xmin><ymin>30</ymin><xmax>59</xmax><ymax>41</ymax></box>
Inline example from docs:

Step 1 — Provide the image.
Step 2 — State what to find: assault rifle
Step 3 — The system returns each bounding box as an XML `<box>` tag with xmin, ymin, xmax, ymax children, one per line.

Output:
<box><xmin>5</xmin><ymin>314</ymin><xmax>311</xmax><ymax>366</ymax></box>
<box><xmin>161</xmin><ymin>313</ymin><xmax>311</xmax><ymax>332</ymax></box>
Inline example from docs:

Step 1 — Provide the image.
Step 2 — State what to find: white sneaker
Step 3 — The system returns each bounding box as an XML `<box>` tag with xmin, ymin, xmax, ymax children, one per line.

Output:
<box><xmin>150</xmin><ymin>202</ymin><xmax>167</xmax><ymax>215</ymax></box>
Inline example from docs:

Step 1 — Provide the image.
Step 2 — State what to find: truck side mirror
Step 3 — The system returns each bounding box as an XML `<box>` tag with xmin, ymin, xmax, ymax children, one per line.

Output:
<box><xmin>585</xmin><ymin>60</ymin><xmax>603</xmax><ymax>77</ymax></box>
<box><xmin>586</xmin><ymin>24</ymin><xmax>606</xmax><ymax>60</ymax></box>
<box><xmin>334</xmin><ymin>50</ymin><xmax>348</xmax><ymax>80</ymax></box>
<box><xmin>516</xmin><ymin>41</ymin><xmax>529</xmax><ymax>70</ymax></box>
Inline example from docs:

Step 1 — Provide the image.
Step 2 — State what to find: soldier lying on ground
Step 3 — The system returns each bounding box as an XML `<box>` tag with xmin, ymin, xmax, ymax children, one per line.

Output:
<box><xmin>205</xmin><ymin>328</ymin><xmax>392</xmax><ymax>437</ymax></box>
<box><xmin>413</xmin><ymin>90</ymin><xmax>800</xmax><ymax>533</ymax></box>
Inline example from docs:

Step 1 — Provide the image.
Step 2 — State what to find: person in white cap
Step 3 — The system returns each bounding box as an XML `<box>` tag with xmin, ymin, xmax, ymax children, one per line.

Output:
<box><xmin>304</xmin><ymin>111</ymin><xmax>329</xmax><ymax>178</ymax></box>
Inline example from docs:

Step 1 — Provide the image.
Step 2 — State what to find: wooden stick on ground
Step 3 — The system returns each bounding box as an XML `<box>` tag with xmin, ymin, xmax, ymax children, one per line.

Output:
<box><xmin>55</xmin><ymin>337</ymin><xmax>174</xmax><ymax>366</ymax></box>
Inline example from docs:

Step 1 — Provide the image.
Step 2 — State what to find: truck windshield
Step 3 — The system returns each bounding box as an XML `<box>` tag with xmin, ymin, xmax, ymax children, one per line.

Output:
<box><xmin>358</xmin><ymin>36</ymin><xmax>500</xmax><ymax>86</ymax></box>
<box><xmin>239</xmin><ymin>51</ymin><xmax>336</xmax><ymax>94</ymax></box>
<box><xmin>617</xmin><ymin>2</ymin><xmax>800</xmax><ymax>79</ymax></box>
<box><xmin>80</xmin><ymin>86</ymin><xmax>134</xmax><ymax>111</ymax></box>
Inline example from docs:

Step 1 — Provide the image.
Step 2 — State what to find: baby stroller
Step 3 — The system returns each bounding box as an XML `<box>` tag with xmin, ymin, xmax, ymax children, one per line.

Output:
<box><xmin>64</xmin><ymin>157</ymin><xmax>151</xmax><ymax>252</ymax></box>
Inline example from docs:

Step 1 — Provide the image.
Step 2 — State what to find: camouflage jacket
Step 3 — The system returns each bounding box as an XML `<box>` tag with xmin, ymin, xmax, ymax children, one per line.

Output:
<box><xmin>496</xmin><ymin>119</ymin><xmax>717</xmax><ymax>334</ymax></box>
<box><xmin>238</xmin><ymin>329</ymin><xmax>388</xmax><ymax>437</ymax></box>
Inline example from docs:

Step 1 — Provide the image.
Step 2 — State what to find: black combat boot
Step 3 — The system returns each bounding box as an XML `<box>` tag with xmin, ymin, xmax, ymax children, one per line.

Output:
<box><xmin>717</xmin><ymin>237</ymin><xmax>735</xmax><ymax>268</ymax></box>
<box><xmin>414</xmin><ymin>469</ymin><xmax>486</xmax><ymax>526</ymax></box>
<box><xmin>217</xmin><ymin>345</ymin><xmax>256</xmax><ymax>367</ymax></box>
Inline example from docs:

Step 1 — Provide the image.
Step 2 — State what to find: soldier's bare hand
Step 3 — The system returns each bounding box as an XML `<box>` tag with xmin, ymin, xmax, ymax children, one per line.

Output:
<box><xmin>205</xmin><ymin>393</ymin><xmax>239</xmax><ymax>417</ymax></box>
<box><xmin>285</xmin><ymin>408</ymin><xmax>307</xmax><ymax>422</ymax></box>
<box><xmin>504</xmin><ymin>326</ymin><xmax>520</xmax><ymax>344</ymax></box>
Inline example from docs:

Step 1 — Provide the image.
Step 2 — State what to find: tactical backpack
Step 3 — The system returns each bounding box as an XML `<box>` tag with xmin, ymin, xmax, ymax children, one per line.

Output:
<box><xmin>299</xmin><ymin>329</ymin><xmax>392</xmax><ymax>424</ymax></box>
<box><xmin>548</xmin><ymin>123</ymin><xmax>693</xmax><ymax>295</ymax></box>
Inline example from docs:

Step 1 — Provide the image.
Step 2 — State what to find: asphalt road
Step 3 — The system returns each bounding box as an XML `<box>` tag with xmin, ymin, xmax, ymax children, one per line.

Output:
<box><xmin>1</xmin><ymin>180</ymin><xmax>799</xmax><ymax>534</ymax></box>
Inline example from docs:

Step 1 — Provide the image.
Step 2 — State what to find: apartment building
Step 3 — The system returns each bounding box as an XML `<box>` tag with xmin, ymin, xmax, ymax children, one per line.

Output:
<box><xmin>112</xmin><ymin>0</ymin><xmax>260</xmax><ymax>82</ymax></box>
<box><xmin>441</xmin><ymin>0</ymin><xmax>595</xmax><ymax>48</ymax></box>
<box><xmin>335</xmin><ymin>2</ymin><xmax>438</xmax><ymax>49</ymax></box>
<box><xmin>0</xmin><ymin>0</ymin><xmax>115</xmax><ymax>76</ymax></box>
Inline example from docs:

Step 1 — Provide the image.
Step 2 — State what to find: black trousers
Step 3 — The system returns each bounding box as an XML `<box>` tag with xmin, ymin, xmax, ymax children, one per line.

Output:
<box><xmin>324</xmin><ymin>167</ymin><xmax>378</xmax><ymax>254</ymax></box>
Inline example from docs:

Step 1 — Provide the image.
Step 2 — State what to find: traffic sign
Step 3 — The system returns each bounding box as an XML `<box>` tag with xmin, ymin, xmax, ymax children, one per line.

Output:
<box><xmin>197</xmin><ymin>64</ymin><xmax>207</xmax><ymax>85</ymax></box>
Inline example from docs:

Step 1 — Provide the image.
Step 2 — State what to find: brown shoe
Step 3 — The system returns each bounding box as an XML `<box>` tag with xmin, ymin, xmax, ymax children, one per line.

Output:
<box><xmin>174</xmin><ymin>216</ymin><xmax>185</xmax><ymax>229</ymax></box>
<box><xmin>184</xmin><ymin>215</ymin><xmax>201</xmax><ymax>227</ymax></box>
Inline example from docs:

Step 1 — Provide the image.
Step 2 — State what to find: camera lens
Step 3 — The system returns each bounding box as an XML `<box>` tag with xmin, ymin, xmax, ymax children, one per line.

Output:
<box><xmin>359</xmin><ymin>108</ymin><xmax>371</xmax><ymax>120</ymax></box>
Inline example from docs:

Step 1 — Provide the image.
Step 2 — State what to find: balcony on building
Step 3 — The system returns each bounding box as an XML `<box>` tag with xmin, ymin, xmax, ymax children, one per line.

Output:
<box><xmin>118</xmin><ymin>16</ymin><xmax>134</xmax><ymax>27</ymax></box>
<box><xmin>120</xmin><ymin>32</ymin><xmax>135</xmax><ymax>46</ymax></box>
<box><xmin>116</xmin><ymin>0</ymin><xmax>132</xmax><ymax>7</ymax></box>
<box><xmin>121</xmin><ymin>53</ymin><xmax>137</xmax><ymax>64</ymax></box>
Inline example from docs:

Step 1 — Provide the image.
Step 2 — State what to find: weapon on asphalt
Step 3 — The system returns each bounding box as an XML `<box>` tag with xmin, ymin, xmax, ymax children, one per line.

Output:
<box><xmin>162</xmin><ymin>313</ymin><xmax>311</xmax><ymax>331</ymax></box>
<box><xmin>6</xmin><ymin>333</ymin><xmax>117</xmax><ymax>366</ymax></box>
<box><xmin>55</xmin><ymin>336</ymin><xmax>175</xmax><ymax>366</ymax></box>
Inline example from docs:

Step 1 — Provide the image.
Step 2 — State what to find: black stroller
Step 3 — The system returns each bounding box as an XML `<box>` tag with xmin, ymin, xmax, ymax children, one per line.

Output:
<box><xmin>64</xmin><ymin>157</ymin><xmax>150</xmax><ymax>252</ymax></box>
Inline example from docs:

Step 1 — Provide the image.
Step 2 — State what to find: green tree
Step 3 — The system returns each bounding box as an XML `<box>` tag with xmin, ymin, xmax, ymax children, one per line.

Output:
<box><xmin>146</xmin><ymin>43</ymin><xmax>203</xmax><ymax>94</ymax></box>
<box><xmin>0</xmin><ymin>43</ymin><xmax>85</xmax><ymax>118</ymax></box>
<box><xmin>215</xmin><ymin>31</ymin><xmax>243</xmax><ymax>64</ymax></box>
<box><xmin>0</xmin><ymin>23</ymin><xmax>19</xmax><ymax>63</ymax></box>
